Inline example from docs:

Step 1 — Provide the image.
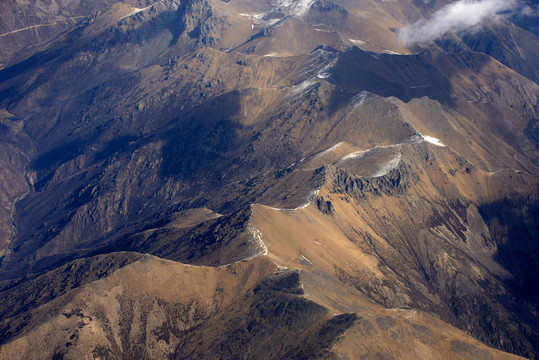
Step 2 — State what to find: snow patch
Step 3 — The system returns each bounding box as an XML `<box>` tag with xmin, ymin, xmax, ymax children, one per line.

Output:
<box><xmin>288</xmin><ymin>80</ymin><xmax>317</xmax><ymax>96</ymax></box>
<box><xmin>240</xmin><ymin>12</ymin><xmax>282</xmax><ymax>27</ymax></box>
<box><xmin>315</xmin><ymin>57</ymin><xmax>337</xmax><ymax>79</ymax></box>
<box><xmin>294</xmin><ymin>0</ymin><xmax>316</xmax><ymax>16</ymax></box>
<box><xmin>239</xmin><ymin>12</ymin><xmax>266</xmax><ymax>20</ymax></box>
<box><xmin>260</xmin><ymin>205</ymin><xmax>286</xmax><ymax>211</ymax></box>
<box><xmin>352</xmin><ymin>90</ymin><xmax>369</xmax><ymax>108</ymax></box>
<box><xmin>408</xmin><ymin>133</ymin><xmax>424</xmax><ymax>144</ymax></box>
<box><xmin>259</xmin><ymin>189</ymin><xmax>320</xmax><ymax>211</ymax></box>
<box><xmin>485</xmin><ymin>168</ymin><xmax>519</xmax><ymax>176</ymax></box>
<box><xmin>389</xmin><ymin>308</ymin><xmax>417</xmax><ymax>318</ymax></box>
<box><xmin>248</xmin><ymin>224</ymin><xmax>268</xmax><ymax>256</ymax></box>
<box><xmin>295</xmin><ymin>189</ymin><xmax>320</xmax><ymax>209</ymax></box>
<box><xmin>314</xmin><ymin>142</ymin><xmax>344</xmax><ymax>159</ymax></box>
<box><xmin>423</xmin><ymin>135</ymin><xmax>445</xmax><ymax>147</ymax></box>
<box><xmin>290</xmin><ymin>50</ymin><xmax>336</xmax><ymax>86</ymax></box>
<box><xmin>119</xmin><ymin>0</ymin><xmax>165</xmax><ymax>21</ymax></box>
<box><xmin>370</xmin><ymin>153</ymin><xmax>401</xmax><ymax>177</ymax></box>
<box><xmin>340</xmin><ymin>143</ymin><xmax>404</xmax><ymax>163</ymax></box>
<box><xmin>349</xmin><ymin>39</ymin><xmax>366</xmax><ymax>46</ymax></box>
<box><xmin>341</xmin><ymin>150</ymin><xmax>367</xmax><ymax>161</ymax></box>
<box><xmin>276</xmin><ymin>0</ymin><xmax>315</xmax><ymax>16</ymax></box>
<box><xmin>409</xmin><ymin>132</ymin><xmax>445</xmax><ymax>147</ymax></box>
<box><xmin>263</xmin><ymin>18</ymin><xmax>283</xmax><ymax>27</ymax></box>
<box><xmin>383</xmin><ymin>50</ymin><xmax>404</xmax><ymax>55</ymax></box>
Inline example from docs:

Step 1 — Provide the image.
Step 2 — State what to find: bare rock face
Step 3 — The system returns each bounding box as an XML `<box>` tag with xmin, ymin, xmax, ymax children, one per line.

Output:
<box><xmin>0</xmin><ymin>0</ymin><xmax>537</xmax><ymax>358</ymax></box>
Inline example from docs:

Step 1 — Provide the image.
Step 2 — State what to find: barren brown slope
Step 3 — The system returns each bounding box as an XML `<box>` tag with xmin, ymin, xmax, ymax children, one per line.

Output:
<box><xmin>250</xmin><ymin>140</ymin><xmax>538</xmax><ymax>356</ymax></box>
<box><xmin>0</xmin><ymin>0</ymin><xmax>537</xmax><ymax>358</ymax></box>
<box><xmin>0</xmin><ymin>0</ymin><xmax>152</xmax><ymax>68</ymax></box>
<box><xmin>0</xmin><ymin>253</ymin><xmax>526</xmax><ymax>360</ymax></box>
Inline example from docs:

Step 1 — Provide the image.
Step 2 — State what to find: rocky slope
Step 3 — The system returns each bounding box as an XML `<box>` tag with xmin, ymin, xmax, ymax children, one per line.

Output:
<box><xmin>0</xmin><ymin>253</ymin><xmax>525</xmax><ymax>359</ymax></box>
<box><xmin>0</xmin><ymin>0</ymin><xmax>537</xmax><ymax>358</ymax></box>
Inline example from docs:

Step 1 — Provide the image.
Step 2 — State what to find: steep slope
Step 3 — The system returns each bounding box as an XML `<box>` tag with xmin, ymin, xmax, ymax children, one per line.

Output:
<box><xmin>250</xmin><ymin>140</ymin><xmax>538</xmax><ymax>356</ymax></box>
<box><xmin>0</xmin><ymin>0</ymin><xmax>151</xmax><ymax>68</ymax></box>
<box><xmin>0</xmin><ymin>0</ymin><xmax>537</xmax><ymax>358</ymax></box>
<box><xmin>0</xmin><ymin>253</ymin><xmax>526</xmax><ymax>360</ymax></box>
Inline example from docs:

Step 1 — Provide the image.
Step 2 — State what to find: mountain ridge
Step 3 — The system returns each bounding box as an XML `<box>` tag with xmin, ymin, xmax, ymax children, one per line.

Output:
<box><xmin>0</xmin><ymin>0</ymin><xmax>537</xmax><ymax>358</ymax></box>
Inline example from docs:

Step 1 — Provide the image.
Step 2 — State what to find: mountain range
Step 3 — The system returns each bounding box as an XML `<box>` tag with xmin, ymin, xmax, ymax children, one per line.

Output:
<box><xmin>0</xmin><ymin>0</ymin><xmax>537</xmax><ymax>358</ymax></box>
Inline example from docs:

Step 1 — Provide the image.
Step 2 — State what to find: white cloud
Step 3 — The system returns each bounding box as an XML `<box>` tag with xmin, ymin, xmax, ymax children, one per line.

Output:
<box><xmin>398</xmin><ymin>0</ymin><xmax>518</xmax><ymax>47</ymax></box>
<box><xmin>520</xmin><ymin>4</ymin><xmax>539</xmax><ymax>16</ymax></box>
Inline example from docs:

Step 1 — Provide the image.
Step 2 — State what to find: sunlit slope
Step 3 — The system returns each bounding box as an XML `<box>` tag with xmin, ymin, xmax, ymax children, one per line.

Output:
<box><xmin>0</xmin><ymin>0</ymin><xmax>537</xmax><ymax>358</ymax></box>
<box><xmin>0</xmin><ymin>252</ymin><xmax>526</xmax><ymax>360</ymax></box>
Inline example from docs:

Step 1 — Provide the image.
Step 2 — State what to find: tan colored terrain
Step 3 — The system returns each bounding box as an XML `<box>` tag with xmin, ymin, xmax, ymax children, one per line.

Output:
<box><xmin>0</xmin><ymin>253</ymin><xmax>526</xmax><ymax>360</ymax></box>
<box><xmin>0</xmin><ymin>0</ymin><xmax>537</xmax><ymax>358</ymax></box>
